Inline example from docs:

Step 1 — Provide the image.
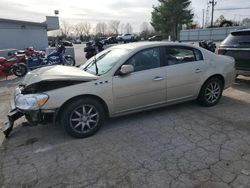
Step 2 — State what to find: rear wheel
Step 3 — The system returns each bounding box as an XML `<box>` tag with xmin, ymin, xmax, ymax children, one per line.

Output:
<box><xmin>12</xmin><ymin>63</ymin><xmax>28</xmax><ymax>77</ymax></box>
<box><xmin>64</xmin><ymin>56</ymin><xmax>75</xmax><ymax>66</ymax></box>
<box><xmin>60</xmin><ymin>98</ymin><xmax>105</xmax><ymax>138</ymax></box>
<box><xmin>197</xmin><ymin>78</ymin><xmax>223</xmax><ymax>107</ymax></box>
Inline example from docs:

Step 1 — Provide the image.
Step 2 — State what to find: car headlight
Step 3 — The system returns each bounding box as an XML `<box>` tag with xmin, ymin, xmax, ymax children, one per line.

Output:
<box><xmin>15</xmin><ymin>94</ymin><xmax>49</xmax><ymax>110</ymax></box>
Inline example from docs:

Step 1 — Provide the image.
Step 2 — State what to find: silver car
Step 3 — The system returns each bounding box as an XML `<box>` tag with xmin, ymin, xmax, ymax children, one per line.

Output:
<box><xmin>3</xmin><ymin>42</ymin><xmax>235</xmax><ymax>138</ymax></box>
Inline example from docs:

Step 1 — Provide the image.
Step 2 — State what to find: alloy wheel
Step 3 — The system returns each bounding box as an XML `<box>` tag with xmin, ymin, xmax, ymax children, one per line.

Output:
<box><xmin>205</xmin><ymin>82</ymin><xmax>221</xmax><ymax>104</ymax></box>
<box><xmin>69</xmin><ymin>105</ymin><xmax>99</xmax><ymax>134</ymax></box>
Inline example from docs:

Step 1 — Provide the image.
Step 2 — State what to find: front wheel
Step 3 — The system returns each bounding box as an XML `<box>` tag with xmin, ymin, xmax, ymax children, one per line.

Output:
<box><xmin>60</xmin><ymin>98</ymin><xmax>105</xmax><ymax>138</ymax></box>
<box><xmin>12</xmin><ymin>63</ymin><xmax>28</xmax><ymax>77</ymax></box>
<box><xmin>197</xmin><ymin>78</ymin><xmax>223</xmax><ymax>107</ymax></box>
<box><xmin>64</xmin><ymin>56</ymin><xmax>75</xmax><ymax>66</ymax></box>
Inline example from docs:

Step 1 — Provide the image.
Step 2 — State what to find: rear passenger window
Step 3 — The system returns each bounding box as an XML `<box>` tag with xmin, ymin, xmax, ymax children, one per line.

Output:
<box><xmin>194</xmin><ymin>49</ymin><xmax>203</xmax><ymax>61</ymax></box>
<box><xmin>165</xmin><ymin>47</ymin><xmax>196</xmax><ymax>65</ymax></box>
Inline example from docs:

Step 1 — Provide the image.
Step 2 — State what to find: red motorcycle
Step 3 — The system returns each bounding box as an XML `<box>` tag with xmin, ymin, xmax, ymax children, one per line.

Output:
<box><xmin>0</xmin><ymin>53</ymin><xmax>28</xmax><ymax>78</ymax></box>
<box><xmin>16</xmin><ymin>47</ymin><xmax>45</xmax><ymax>58</ymax></box>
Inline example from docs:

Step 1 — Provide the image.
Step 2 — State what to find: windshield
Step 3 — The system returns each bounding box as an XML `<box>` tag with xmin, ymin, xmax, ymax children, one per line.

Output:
<box><xmin>80</xmin><ymin>48</ymin><xmax>129</xmax><ymax>75</ymax></box>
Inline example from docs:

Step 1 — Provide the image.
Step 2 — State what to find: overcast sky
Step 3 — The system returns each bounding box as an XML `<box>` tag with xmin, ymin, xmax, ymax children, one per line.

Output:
<box><xmin>0</xmin><ymin>0</ymin><xmax>249</xmax><ymax>32</ymax></box>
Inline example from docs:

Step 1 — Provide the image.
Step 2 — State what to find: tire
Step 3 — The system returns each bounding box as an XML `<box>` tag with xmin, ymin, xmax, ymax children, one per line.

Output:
<box><xmin>60</xmin><ymin>97</ymin><xmax>105</xmax><ymax>138</ymax></box>
<box><xmin>197</xmin><ymin>77</ymin><xmax>223</xmax><ymax>107</ymax></box>
<box><xmin>12</xmin><ymin>63</ymin><xmax>28</xmax><ymax>77</ymax></box>
<box><xmin>64</xmin><ymin>56</ymin><xmax>75</xmax><ymax>66</ymax></box>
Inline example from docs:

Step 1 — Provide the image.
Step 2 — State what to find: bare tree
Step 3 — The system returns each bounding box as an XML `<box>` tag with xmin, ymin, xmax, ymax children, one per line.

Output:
<box><xmin>140</xmin><ymin>22</ymin><xmax>150</xmax><ymax>38</ymax></box>
<box><xmin>124</xmin><ymin>23</ymin><xmax>133</xmax><ymax>34</ymax></box>
<box><xmin>74</xmin><ymin>24</ymin><xmax>83</xmax><ymax>37</ymax></box>
<box><xmin>60</xmin><ymin>21</ymin><xmax>71</xmax><ymax>38</ymax></box>
<box><xmin>215</xmin><ymin>15</ymin><xmax>226</xmax><ymax>26</ymax></box>
<box><xmin>120</xmin><ymin>23</ymin><xmax>124</xmax><ymax>34</ymax></box>
<box><xmin>242</xmin><ymin>18</ymin><xmax>250</xmax><ymax>25</ymax></box>
<box><xmin>109</xmin><ymin>20</ymin><xmax>120</xmax><ymax>35</ymax></box>
<box><xmin>96</xmin><ymin>22</ymin><xmax>107</xmax><ymax>36</ymax></box>
<box><xmin>82</xmin><ymin>22</ymin><xmax>92</xmax><ymax>36</ymax></box>
<box><xmin>75</xmin><ymin>22</ymin><xmax>92</xmax><ymax>37</ymax></box>
<box><xmin>140</xmin><ymin>22</ymin><xmax>149</xmax><ymax>33</ymax></box>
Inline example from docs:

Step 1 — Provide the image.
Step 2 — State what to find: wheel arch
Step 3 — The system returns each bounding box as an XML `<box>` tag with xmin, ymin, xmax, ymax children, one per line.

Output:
<box><xmin>205</xmin><ymin>74</ymin><xmax>225</xmax><ymax>87</ymax></box>
<box><xmin>199</xmin><ymin>74</ymin><xmax>225</xmax><ymax>95</ymax></box>
<box><xmin>56</xmin><ymin>94</ymin><xmax>110</xmax><ymax>120</ymax></box>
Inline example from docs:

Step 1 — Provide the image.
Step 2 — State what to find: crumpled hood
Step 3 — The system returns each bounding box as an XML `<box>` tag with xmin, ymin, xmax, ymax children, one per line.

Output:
<box><xmin>22</xmin><ymin>65</ymin><xmax>98</xmax><ymax>86</ymax></box>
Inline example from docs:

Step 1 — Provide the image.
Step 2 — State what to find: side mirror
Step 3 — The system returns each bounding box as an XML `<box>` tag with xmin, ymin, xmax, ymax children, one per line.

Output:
<box><xmin>119</xmin><ymin>64</ymin><xmax>134</xmax><ymax>75</ymax></box>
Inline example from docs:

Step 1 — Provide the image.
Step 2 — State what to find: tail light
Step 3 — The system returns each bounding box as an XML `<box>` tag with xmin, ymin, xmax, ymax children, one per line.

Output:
<box><xmin>216</xmin><ymin>48</ymin><xmax>227</xmax><ymax>55</ymax></box>
<box><xmin>216</xmin><ymin>48</ymin><xmax>222</xmax><ymax>55</ymax></box>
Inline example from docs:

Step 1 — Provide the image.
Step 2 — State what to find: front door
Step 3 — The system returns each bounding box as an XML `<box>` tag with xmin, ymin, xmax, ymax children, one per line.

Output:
<box><xmin>112</xmin><ymin>47</ymin><xmax>167</xmax><ymax>114</ymax></box>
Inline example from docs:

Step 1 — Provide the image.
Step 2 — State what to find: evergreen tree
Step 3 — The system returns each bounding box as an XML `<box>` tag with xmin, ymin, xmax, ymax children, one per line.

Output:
<box><xmin>151</xmin><ymin>0</ymin><xmax>193</xmax><ymax>40</ymax></box>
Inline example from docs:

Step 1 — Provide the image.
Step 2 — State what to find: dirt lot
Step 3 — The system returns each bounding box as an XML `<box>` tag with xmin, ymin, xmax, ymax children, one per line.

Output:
<box><xmin>0</xmin><ymin>76</ymin><xmax>250</xmax><ymax>188</ymax></box>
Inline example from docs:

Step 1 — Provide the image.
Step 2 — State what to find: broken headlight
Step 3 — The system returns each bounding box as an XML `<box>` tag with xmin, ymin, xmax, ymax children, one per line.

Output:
<box><xmin>15</xmin><ymin>93</ymin><xmax>49</xmax><ymax>110</ymax></box>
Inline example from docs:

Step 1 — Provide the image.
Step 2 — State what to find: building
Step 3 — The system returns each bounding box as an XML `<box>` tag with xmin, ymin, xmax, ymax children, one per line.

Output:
<box><xmin>0</xmin><ymin>16</ymin><xmax>59</xmax><ymax>50</ymax></box>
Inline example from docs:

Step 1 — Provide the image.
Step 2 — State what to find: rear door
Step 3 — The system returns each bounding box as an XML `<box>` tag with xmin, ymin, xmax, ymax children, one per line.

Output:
<box><xmin>163</xmin><ymin>46</ymin><xmax>205</xmax><ymax>102</ymax></box>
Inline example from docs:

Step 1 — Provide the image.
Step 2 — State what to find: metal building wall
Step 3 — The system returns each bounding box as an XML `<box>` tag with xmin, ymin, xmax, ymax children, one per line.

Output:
<box><xmin>180</xmin><ymin>26</ymin><xmax>249</xmax><ymax>42</ymax></box>
<box><xmin>0</xmin><ymin>22</ymin><xmax>48</xmax><ymax>50</ymax></box>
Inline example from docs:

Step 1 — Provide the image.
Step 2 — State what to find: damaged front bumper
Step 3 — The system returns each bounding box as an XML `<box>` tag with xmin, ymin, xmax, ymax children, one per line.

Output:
<box><xmin>3</xmin><ymin>109</ymin><xmax>24</xmax><ymax>137</ymax></box>
<box><xmin>2</xmin><ymin>108</ymin><xmax>57</xmax><ymax>138</ymax></box>
<box><xmin>2</xmin><ymin>86</ymin><xmax>57</xmax><ymax>138</ymax></box>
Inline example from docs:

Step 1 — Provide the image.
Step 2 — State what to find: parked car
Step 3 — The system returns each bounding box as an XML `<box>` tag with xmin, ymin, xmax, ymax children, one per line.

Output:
<box><xmin>62</xmin><ymin>41</ymin><xmax>73</xmax><ymax>46</ymax></box>
<box><xmin>148</xmin><ymin>35</ymin><xmax>162</xmax><ymax>41</ymax></box>
<box><xmin>217</xmin><ymin>29</ymin><xmax>250</xmax><ymax>76</ymax></box>
<box><xmin>117</xmin><ymin>34</ymin><xmax>135</xmax><ymax>42</ymax></box>
<box><xmin>103</xmin><ymin>36</ymin><xmax>118</xmax><ymax>45</ymax></box>
<box><xmin>73</xmin><ymin>40</ymin><xmax>81</xmax><ymax>44</ymax></box>
<box><xmin>3</xmin><ymin>42</ymin><xmax>235</xmax><ymax>138</ymax></box>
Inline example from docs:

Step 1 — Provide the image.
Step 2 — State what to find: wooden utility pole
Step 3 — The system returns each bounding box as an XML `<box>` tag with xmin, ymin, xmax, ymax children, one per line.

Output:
<box><xmin>209</xmin><ymin>0</ymin><xmax>217</xmax><ymax>27</ymax></box>
<box><xmin>202</xmin><ymin>9</ymin><xmax>205</xmax><ymax>28</ymax></box>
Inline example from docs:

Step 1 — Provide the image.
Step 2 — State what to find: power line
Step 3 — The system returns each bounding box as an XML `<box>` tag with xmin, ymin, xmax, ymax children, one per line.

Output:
<box><xmin>215</xmin><ymin>7</ymin><xmax>250</xmax><ymax>11</ymax></box>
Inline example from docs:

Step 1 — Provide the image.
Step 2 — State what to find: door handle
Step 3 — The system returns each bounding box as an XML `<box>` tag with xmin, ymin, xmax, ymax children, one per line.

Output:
<box><xmin>195</xmin><ymin>68</ymin><xmax>202</xmax><ymax>73</ymax></box>
<box><xmin>153</xmin><ymin>76</ymin><xmax>164</xmax><ymax>81</ymax></box>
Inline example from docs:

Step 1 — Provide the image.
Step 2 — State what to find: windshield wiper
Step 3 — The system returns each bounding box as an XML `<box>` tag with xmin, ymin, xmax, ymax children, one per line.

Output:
<box><xmin>93</xmin><ymin>56</ymin><xmax>99</xmax><ymax>75</ymax></box>
<box><xmin>83</xmin><ymin>56</ymin><xmax>98</xmax><ymax>75</ymax></box>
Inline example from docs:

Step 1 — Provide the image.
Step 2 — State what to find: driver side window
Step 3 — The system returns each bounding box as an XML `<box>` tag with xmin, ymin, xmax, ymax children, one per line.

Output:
<box><xmin>125</xmin><ymin>48</ymin><xmax>160</xmax><ymax>72</ymax></box>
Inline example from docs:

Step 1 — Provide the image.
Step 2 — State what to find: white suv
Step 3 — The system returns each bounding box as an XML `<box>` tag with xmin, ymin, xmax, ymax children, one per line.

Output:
<box><xmin>117</xmin><ymin>34</ymin><xmax>135</xmax><ymax>42</ymax></box>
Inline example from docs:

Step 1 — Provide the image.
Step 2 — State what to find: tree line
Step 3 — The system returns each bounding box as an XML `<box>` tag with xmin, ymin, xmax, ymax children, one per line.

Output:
<box><xmin>58</xmin><ymin>20</ymin><xmax>156</xmax><ymax>41</ymax></box>
<box><xmin>52</xmin><ymin>0</ymin><xmax>250</xmax><ymax>42</ymax></box>
<box><xmin>57</xmin><ymin>0</ymin><xmax>250</xmax><ymax>41</ymax></box>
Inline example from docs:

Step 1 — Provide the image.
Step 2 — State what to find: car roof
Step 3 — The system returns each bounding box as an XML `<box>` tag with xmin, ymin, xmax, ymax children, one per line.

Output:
<box><xmin>110</xmin><ymin>41</ymin><xmax>198</xmax><ymax>51</ymax></box>
<box><xmin>231</xmin><ymin>28</ymin><xmax>250</xmax><ymax>34</ymax></box>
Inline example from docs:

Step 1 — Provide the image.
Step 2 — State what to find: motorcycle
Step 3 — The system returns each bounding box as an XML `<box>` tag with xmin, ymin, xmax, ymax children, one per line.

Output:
<box><xmin>16</xmin><ymin>47</ymin><xmax>46</xmax><ymax>58</ymax></box>
<box><xmin>27</xmin><ymin>45</ymin><xmax>75</xmax><ymax>70</ymax></box>
<box><xmin>47</xmin><ymin>46</ymin><xmax>75</xmax><ymax>66</ymax></box>
<box><xmin>84</xmin><ymin>41</ymin><xmax>104</xmax><ymax>60</ymax></box>
<box><xmin>199</xmin><ymin>40</ymin><xmax>216</xmax><ymax>53</ymax></box>
<box><xmin>0</xmin><ymin>53</ymin><xmax>28</xmax><ymax>78</ymax></box>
